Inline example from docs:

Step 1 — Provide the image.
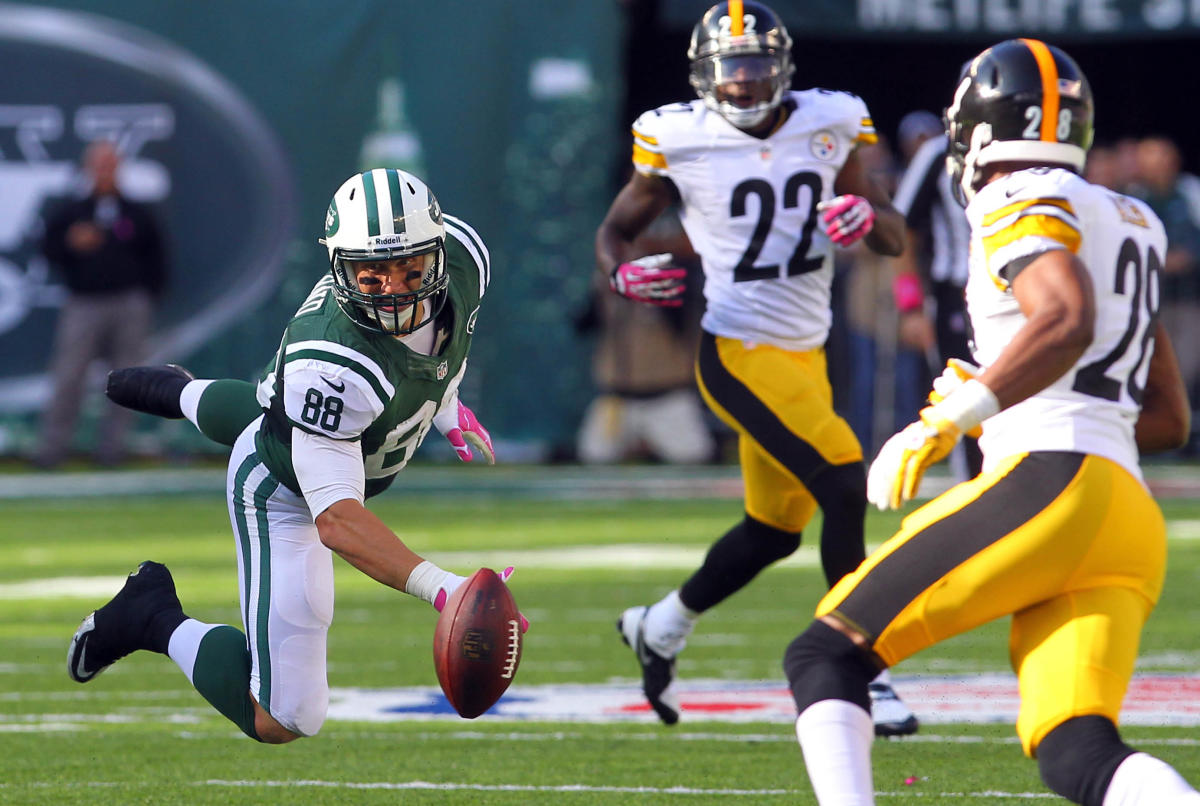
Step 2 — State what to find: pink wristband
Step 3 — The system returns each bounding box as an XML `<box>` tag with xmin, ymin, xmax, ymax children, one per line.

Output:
<box><xmin>893</xmin><ymin>273</ymin><xmax>924</xmax><ymax>313</ymax></box>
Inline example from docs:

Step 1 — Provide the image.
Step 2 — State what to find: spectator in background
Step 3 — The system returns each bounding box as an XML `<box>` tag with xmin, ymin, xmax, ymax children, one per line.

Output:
<box><xmin>1085</xmin><ymin>143</ymin><xmax>1128</xmax><ymax>192</ymax></box>
<box><xmin>575</xmin><ymin>209</ymin><xmax>715</xmax><ymax>464</ymax></box>
<box><xmin>34</xmin><ymin>141</ymin><xmax>168</xmax><ymax>468</ymax></box>
<box><xmin>1130</xmin><ymin>136</ymin><xmax>1200</xmax><ymax>450</ymax></box>
<box><xmin>889</xmin><ymin>110</ymin><xmax>982</xmax><ymax>478</ymax></box>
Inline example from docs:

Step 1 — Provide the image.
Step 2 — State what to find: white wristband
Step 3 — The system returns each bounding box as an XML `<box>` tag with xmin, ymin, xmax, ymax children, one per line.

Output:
<box><xmin>929</xmin><ymin>379</ymin><xmax>1000</xmax><ymax>434</ymax></box>
<box><xmin>404</xmin><ymin>560</ymin><xmax>448</xmax><ymax>605</ymax></box>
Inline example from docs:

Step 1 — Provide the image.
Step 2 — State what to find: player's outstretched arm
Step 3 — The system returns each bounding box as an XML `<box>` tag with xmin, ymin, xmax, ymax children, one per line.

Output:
<box><xmin>292</xmin><ymin>428</ymin><xmax>444</xmax><ymax>594</ymax></box>
<box><xmin>1136</xmin><ymin>320</ymin><xmax>1191</xmax><ymax>454</ymax></box>
<box><xmin>316</xmin><ymin>499</ymin><xmax>432</xmax><ymax>592</ymax></box>
<box><xmin>831</xmin><ymin>148</ymin><xmax>906</xmax><ymax>256</ymax></box>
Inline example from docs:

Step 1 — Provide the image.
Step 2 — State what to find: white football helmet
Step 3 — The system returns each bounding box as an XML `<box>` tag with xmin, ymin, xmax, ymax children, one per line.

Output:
<box><xmin>321</xmin><ymin>168</ymin><xmax>448</xmax><ymax>335</ymax></box>
<box><xmin>688</xmin><ymin>1</ymin><xmax>794</xmax><ymax>130</ymax></box>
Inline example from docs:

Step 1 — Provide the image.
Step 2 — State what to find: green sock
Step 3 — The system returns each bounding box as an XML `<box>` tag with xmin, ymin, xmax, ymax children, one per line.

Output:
<box><xmin>191</xmin><ymin>625</ymin><xmax>261</xmax><ymax>741</ymax></box>
<box><xmin>195</xmin><ymin>379</ymin><xmax>263</xmax><ymax>446</ymax></box>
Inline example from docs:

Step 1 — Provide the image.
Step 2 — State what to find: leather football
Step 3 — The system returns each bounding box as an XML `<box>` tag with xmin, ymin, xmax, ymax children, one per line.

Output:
<box><xmin>433</xmin><ymin>567</ymin><xmax>523</xmax><ymax>718</ymax></box>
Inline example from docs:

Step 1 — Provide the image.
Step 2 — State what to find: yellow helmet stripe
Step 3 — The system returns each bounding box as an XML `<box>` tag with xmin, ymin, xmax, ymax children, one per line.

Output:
<box><xmin>1020</xmin><ymin>38</ymin><xmax>1059</xmax><ymax>142</ymax></box>
<box><xmin>729</xmin><ymin>0</ymin><xmax>744</xmax><ymax>35</ymax></box>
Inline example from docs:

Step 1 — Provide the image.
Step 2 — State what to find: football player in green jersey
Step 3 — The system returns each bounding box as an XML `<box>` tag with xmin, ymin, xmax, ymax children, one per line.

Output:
<box><xmin>68</xmin><ymin>169</ymin><xmax>516</xmax><ymax>743</ymax></box>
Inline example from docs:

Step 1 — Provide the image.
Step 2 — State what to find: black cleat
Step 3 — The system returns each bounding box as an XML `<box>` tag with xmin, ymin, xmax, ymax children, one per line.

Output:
<box><xmin>105</xmin><ymin>364</ymin><xmax>194</xmax><ymax>419</ymax></box>
<box><xmin>618</xmin><ymin>606</ymin><xmax>680</xmax><ymax>725</ymax></box>
<box><xmin>67</xmin><ymin>561</ymin><xmax>185</xmax><ymax>683</ymax></box>
<box><xmin>869</xmin><ymin>681</ymin><xmax>919</xmax><ymax>737</ymax></box>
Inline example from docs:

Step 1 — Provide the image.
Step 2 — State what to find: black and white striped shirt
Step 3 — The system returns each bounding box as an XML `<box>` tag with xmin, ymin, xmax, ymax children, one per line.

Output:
<box><xmin>892</xmin><ymin>135</ymin><xmax>970</xmax><ymax>288</ymax></box>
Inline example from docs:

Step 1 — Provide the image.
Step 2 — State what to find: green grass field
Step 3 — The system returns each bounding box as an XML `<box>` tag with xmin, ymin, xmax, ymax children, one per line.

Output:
<box><xmin>2</xmin><ymin>469</ymin><xmax>1199</xmax><ymax>804</ymax></box>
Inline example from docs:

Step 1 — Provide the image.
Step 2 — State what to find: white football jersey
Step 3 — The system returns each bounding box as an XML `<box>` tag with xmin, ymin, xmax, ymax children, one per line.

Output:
<box><xmin>965</xmin><ymin>168</ymin><xmax>1166</xmax><ymax>480</ymax></box>
<box><xmin>631</xmin><ymin>90</ymin><xmax>877</xmax><ymax>350</ymax></box>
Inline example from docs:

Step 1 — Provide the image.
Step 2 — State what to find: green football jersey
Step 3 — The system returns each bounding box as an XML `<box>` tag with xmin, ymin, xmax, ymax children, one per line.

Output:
<box><xmin>254</xmin><ymin>214</ymin><xmax>490</xmax><ymax>498</ymax></box>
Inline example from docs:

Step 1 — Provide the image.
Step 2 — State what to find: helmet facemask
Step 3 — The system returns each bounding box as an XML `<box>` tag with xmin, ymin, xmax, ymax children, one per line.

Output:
<box><xmin>321</xmin><ymin>169</ymin><xmax>449</xmax><ymax>336</ymax></box>
<box><xmin>688</xmin><ymin>2</ymin><xmax>795</xmax><ymax>131</ymax></box>
<box><xmin>331</xmin><ymin>244</ymin><xmax>447</xmax><ymax>336</ymax></box>
<box><xmin>691</xmin><ymin>50</ymin><xmax>792</xmax><ymax>130</ymax></box>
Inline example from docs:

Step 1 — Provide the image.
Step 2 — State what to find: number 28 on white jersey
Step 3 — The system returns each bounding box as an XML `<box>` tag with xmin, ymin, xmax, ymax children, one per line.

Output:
<box><xmin>965</xmin><ymin>167</ymin><xmax>1166</xmax><ymax>479</ymax></box>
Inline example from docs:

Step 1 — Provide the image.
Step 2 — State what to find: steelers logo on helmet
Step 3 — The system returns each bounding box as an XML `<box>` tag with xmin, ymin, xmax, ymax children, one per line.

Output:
<box><xmin>688</xmin><ymin>1</ymin><xmax>795</xmax><ymax>131</ymax></box>
<box><xmin>319</xmin><ymin>169</ymin><xmax>449</xmax><ymax>336</ymax></box>
<box><xmin>944</xmin><ymin>38</ymin><xmax>1094</xmax><ymax>205</ymax></box>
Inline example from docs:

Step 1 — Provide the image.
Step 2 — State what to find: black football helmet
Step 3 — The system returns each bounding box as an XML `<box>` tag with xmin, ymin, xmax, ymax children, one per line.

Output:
<box><xmin>688</xmin><ymin>1</ymin><xmax>794</xmax><ymax>130</ymax></box>
<box><xmin>945</xmin><ymin>38</ymin><xmax>1094</xmax><ymax>204</ymax></box>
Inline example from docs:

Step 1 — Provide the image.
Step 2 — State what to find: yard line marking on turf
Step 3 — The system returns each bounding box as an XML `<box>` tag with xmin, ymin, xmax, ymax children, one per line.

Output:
<box><xmin>0</xmin><ymin>723</ymin><xmax>83</xmax><ymax>732</ymax></box>
<box><xmin>1168</xmin><ymin>519</ymin><xmax>1200</xmax><ymax>539</ymax></box>
<box><xmin>199</xmin><ymin>780</ymin><xmax>1068</xmax><ymax>799</ymax></box>
<box><xmin>0</xmin><ymin>689</ymin><xmax>195</xmax><ymax>701</ymax></box>
<box><xmin>14</xmin><ymin>516</ymin><xmax>1199</xmax><ymax>601</ymax></box>
<box><xmin>0</xmin><ymin>576</ymin><xmax>125</xmax><ymax>600</ymax></box>
<box><xmin>200</xmin><ymin>780</ymin><xmax>797</xmax><ymax>796</ymax></box>
<box><xmin>1</xmin><ymin>550</ymin><xmax>820</xmax><ymax>601</ymax></box>
<box><xmin>876</xmin><ymin>791</ymin><xmax>1057</xmax><ymax>800</ymax></box>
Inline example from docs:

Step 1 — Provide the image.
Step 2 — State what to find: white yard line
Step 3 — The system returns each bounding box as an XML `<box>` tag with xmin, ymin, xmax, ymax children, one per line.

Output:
<box><xmin>198</xmin><ymin>779</ymin><xmax>796</xmax><ymax>796</ymax></box>
<box><xmin>7</xmin><ymin>516</ymin><xmax>1198</xmax><ymax>601</ymax></box>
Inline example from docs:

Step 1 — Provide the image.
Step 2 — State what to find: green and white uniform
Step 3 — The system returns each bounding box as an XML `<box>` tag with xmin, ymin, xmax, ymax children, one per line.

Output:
<box><xmin>225</xmin><ymin>213</ymin><xmax>489</xmax><ymax>735</ymax></box>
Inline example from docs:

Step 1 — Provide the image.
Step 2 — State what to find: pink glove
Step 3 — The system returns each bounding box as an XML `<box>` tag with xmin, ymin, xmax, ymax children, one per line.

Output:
<box><xmin>818</xmin><ymin>195</ymin><xmax>876</xmax><ymax>247</ymax></box>
<box><xmin>434</xmin><ymin>566</ymin><xmax>530</xmax><ymax>633</ymax></box>
<box><xmin>609</xmin><ymin>253</ymin><xmax>687</xmax><ymax>307</ymax></box>
<box><xmin>435</xmin><ymin>399</ymin><xmax>495</xmax><ymax>464</ymax></box>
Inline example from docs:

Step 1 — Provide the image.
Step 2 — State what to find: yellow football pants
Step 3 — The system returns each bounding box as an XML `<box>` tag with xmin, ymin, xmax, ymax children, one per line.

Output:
<box><xmin>817</xmin><ymin>451</ymin><xmax>1165</xmax><ymax>755</ymax></box>
<box><xmin>695</xmin><ymin>333</ymin><xmax>862</xmax><ymax>532</ymax></box>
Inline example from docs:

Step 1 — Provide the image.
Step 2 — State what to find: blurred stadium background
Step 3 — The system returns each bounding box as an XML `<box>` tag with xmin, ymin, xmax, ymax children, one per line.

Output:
<box><xmin>0</xmin><ymin>0</ymin><xmax>1197</xmax><ymax>465</ymax></box>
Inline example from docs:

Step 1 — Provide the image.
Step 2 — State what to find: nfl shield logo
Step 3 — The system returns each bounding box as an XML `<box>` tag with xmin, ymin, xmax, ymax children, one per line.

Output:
<box><xmin>436</xmin><ymin>361</ymin><xmax>448</xmax><ymax>380</ymax></box>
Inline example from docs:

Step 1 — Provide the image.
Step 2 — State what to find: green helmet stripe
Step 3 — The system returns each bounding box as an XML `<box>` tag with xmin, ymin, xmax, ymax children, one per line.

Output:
<box><xmin>360</xmin><ymin>170</ymin><xmax>381</xmax><ymax>236</ymax></box>
<box><xmin>386</xmin><ymin>169</ymin><xmax>406</xmax><ymax>236</ymax></box>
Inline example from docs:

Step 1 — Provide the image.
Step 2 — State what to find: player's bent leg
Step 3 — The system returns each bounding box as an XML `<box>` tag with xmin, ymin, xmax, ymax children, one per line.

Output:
<box><xmin>168</xmin><ymin>620</ymin><xmax>262</xmax><ymax>740</ymax></box>
<box><xmin>617</xmin><ymin>605</ymin><xmax>681</xmax><ymax>725</ymax></box>
<box><xmin>618</xmin><ymin>514</ymin><xmax>800</xmax><ymax>725</ymax></box>
<box><xmin>67</xmin><ymin>560</ymin><xmax>186</xmax><ymax>682</ymax></box>
<box><xmin>227</xmin><ymin>430</ymin><xmax>333</xmax><ymax>740</ymax></box>
<box><xmin>784</xmin><ymin>619</ymin><xmax>877</xmax><ymax>714</ymax></box>
<box><xmin>105</xmin><ymin>364</ymin><xmax>194</xmax><ymax>419</ymax></box>
<box><xmin>785</xmin><ymin>620</ymin><xmax>880</xmax><ymax>805</ymax></box>
<box><xmin>1102</xmin><ymin>753</ymin><xmax>1200</xmax><ymax>805</ymax></box>
<box><xmin>1035</xmin><ymin>715</ymin><xmax>1200</xmax><ymax>804</ymax></box>
<box><xmin>187</xmin><ymin>379</ymin><xmax>263</xmax><ymax>447</ymax></box>
<box><xmin>804</xmin><ymin>460</ymin><xmax>868</xmax><ymax>587</ymax></box>
<box><xmin>678</xmin><ymin>514</ymin><xmax>801</xmax><ymax>612</ymax></box>
<box><xmin>1037</xmin><ymin>716</ymin><xmax>1134</xmax><ymax>805</ymax></box>
<box><xmin>253</xmin><ymin>699</ymin><xmax>302</xmax><ymax>745</ymax></box>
